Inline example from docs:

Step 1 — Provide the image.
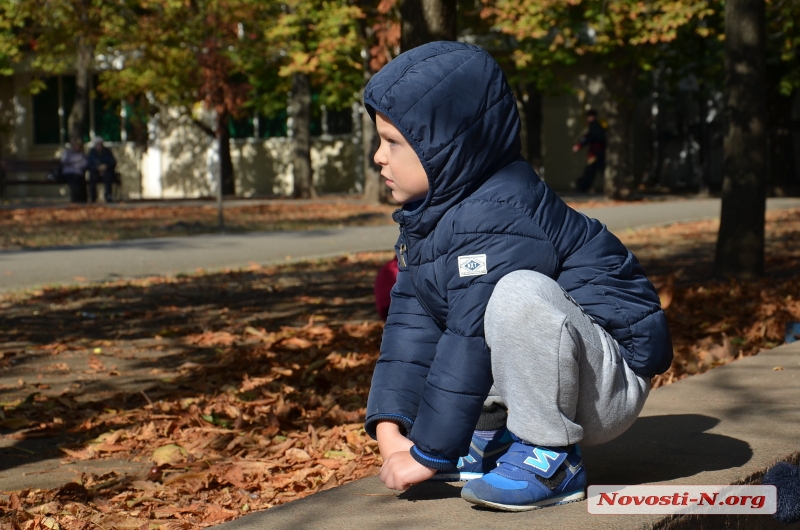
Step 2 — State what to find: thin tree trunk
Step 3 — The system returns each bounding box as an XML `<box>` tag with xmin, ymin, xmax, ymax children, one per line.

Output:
<box><xmin>216</xmin><ymin>110</ymin><xmax>235</xmax><ymax>196</ymax></box>
<box><xmin>602</xmin><ymin>66</ymin><xmax>637</xmax><ymax>200</ymax></box>
<box><xmin>400</xmin><ymin>0</ymin><xmax>456</xmax><ymax>51</ymax></box>
<box><xmin>714</xmin><ymin>0</ymin><xmax>767</xmax><ymax>279</ymax></box>
<box><xmin>290</xmin><ymin>72</ymin><xmax>315</xmax><ymax>199</ymax></box>
<box><xmin>359</xmin><ymin>40</ymin><xmax>382</xmax><ymax>204</ymax></box>
<box><xmin>361</xmin><ymin>91</ymin><xmax>383</xmax><ymax>204</ymax></box>
<box><xmin>765</xmin><ymin>79</ymin><xmax>795</xmax><ymax>194</ymax></box>
<box><xmin>355</xmin><ymin>6</ymin><xmax>388</xmax><ymax>204</ymax></box>
<box><xmin>68</xmin><ymin>41</ymin><xmax>92</xmax><ymax>144</ymax></box>
<box><xmin>520</xmin><ymin>83</ymin><xmax>543</xmax><ymax>176</ymax></box>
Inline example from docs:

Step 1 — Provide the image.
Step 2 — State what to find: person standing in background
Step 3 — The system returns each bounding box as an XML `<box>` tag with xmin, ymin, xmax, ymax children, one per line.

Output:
<box><xmin>571</xmin><ymin>110</ymin><xmax>607</xmax><ymax>193</ymax></box>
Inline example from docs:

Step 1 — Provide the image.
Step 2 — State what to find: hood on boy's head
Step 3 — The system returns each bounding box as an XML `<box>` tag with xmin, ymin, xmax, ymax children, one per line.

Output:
<box><xmin>364</xmin><ymin>41</ymin><xmax>521</xmax><ymax>219</ymax></box>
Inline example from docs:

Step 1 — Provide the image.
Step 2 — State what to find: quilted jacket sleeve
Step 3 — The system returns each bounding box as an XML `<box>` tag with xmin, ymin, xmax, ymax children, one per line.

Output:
<box><xmin>364</xmin><ymin>263</ymin><xmax>443</xmax><ymax>439</ymax></box>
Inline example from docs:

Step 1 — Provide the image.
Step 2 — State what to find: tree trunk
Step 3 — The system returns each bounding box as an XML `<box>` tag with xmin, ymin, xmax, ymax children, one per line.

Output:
<box><xmin>290</xmin><ymin>72</ymin><xmax>315</xmax><ymax>199</ymax></box>
<box><xmin>68</xmin><ymin>40</ymin><xmax>92</xmax><ymax>144</ymax></box>
<box><xmin>359</xmin><ymin>39</ymin><xmax>383</xmax><ymax>204</ymax></box>
<box><xmin>361</xmin><ymin>91</ymin><xmax>383</xmax><ymax>204</ymax></box>
<box><xmin>765</xmin><ymin>78</ymin><xmax>796</xmax><ymax>195</ymax></box>
<box><xmin>714</xmin><ymin>0</ymin><xmax>767</xmax><ymax>279</ymax></box>
<box><xmin>400</xmin><ymin>0</ymin><xmax>456</xmax><ymax>51</ymax></box>
<box><xmin>216</xmin><ymin>110</ymin><xmax>235</xmax><ymax>196</ymax></box>
<box><xmin>602</xmin><ymin>66</ymin><xmax>638</xmax><ymax>200</ymax></box>
<box><xmin>520</xmin><ymin>83</ymin><xmax>543</xmax><ymax>176</ymax></box>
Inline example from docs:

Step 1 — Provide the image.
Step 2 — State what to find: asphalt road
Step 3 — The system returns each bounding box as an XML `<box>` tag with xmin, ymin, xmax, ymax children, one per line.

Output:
<box><xmin>2</xmin><ymin>197</ymin><xmax>799</xmax><ymax>293</ymax></box>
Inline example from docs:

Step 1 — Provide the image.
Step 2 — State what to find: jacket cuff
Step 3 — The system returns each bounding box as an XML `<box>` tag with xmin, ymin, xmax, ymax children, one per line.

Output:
<box><xmin>364</xmin><ymin>414</ymin><xmax>414</xmax><ymax>441</ymax></box>
<box><xmin>409</xmin><ymin>445</ymin><xmax>458</xmax><ymax>471</ymax></box>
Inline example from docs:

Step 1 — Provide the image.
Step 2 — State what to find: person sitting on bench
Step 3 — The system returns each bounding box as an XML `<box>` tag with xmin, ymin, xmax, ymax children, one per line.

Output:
<box><xmin>87</xmin><ymin>138</ymin><xmax>117</xmax><ymax>203</ymax></box>
<box><xmin>60</xmin><ymin>139</ymin><xmax>89</xmax><ymax>203</ymax></box>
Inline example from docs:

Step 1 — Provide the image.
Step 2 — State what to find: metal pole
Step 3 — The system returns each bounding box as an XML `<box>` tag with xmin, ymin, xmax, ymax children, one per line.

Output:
<box><xmin>217</xmin><ymin>134</ymin><xmax>224</xmax><ymax>232</ymax></box>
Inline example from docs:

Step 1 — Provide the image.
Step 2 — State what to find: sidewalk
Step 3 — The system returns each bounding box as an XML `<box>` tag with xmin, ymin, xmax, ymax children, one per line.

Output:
<box><xmin>214</xmin><ymin>341</ymin><xmax>800</xmax><ymax>530</ymax></box>
<box><xmin>3</xmin><ymin>197</ymin><xmax>800</xmax><ymax>293</ymax></box>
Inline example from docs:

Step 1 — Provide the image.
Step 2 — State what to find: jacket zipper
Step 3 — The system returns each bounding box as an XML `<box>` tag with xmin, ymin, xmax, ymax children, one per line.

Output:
<box><xmin>397</xmin><ymin>225</ymin><xmax>408</xmax><ymax>267</ymax></box>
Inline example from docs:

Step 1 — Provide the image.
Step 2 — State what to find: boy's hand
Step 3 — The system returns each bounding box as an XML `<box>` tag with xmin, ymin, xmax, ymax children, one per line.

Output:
<box><xmin>375</xmin><ymin>421</ymin><xmax>435</xmax><ymax>490</ymax></box>
<box><xmin>376</xmin><ymin>421</ymin><xmax>413</xmax><ymax>457</ymax></box>
<box><xmin>379</xmin><ymin>450</ymin><xmax>436</xmax><ymax>491</ymax></box>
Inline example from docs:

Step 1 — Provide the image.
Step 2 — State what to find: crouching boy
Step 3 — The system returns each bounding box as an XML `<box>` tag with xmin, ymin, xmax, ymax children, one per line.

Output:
<box><xmin>363</xmin><ymin>41</ymin><xmax>673</xmax><ymax>512</ymax></box>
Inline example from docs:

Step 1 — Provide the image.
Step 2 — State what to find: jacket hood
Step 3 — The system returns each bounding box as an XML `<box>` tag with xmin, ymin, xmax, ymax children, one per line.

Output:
<box><xmin>364</xmin><ymin>41</ymin><xmax>521</xmax><ymax>235</ymax></box>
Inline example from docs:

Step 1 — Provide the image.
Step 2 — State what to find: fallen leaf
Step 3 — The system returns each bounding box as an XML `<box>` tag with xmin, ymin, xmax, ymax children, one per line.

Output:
<box><xmin>286</xmin><ymin>448</ymin><xmax>312</xmax><ymax>462</ymax></box>
<box><xmin>152</xmin><ymin>444</ymin><xmax>188</xmax><ymax>465</ymax></box>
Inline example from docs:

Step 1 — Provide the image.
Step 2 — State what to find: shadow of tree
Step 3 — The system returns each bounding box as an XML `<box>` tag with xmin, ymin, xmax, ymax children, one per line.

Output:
<box><xmin>0</xmin><ymin>253</ymin><xmax>391</xmax><ymax>473</ymax></box>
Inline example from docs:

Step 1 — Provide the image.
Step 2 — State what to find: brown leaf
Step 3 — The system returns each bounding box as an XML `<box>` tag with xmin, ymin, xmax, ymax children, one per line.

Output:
<box><xmin>90</xmin><ymin>513</ymin><xmax>146</xmax><ymax>529</ymax></box>
<box><xmin>202</xmin><ymin>504</ymin><xmax>239</xmax><ymax>524</ymax></box>
<box><xmin>285</xmin><ymin>448</ymin><xmax>311</xmax><ymax>462</ymax></box>
<box><xmin>162</xmin><ymin>471</ymin><xmax>209</xmax><ymax>493</ymax></box>
<box><xmin>59</xmin><ymin>447</ymin><xmax>94</xmax><ymax>460</ymax></box>
<box><xmin>657</xmin><ymin>274</ymin><xmax>674</xmax><ymax>310</ymax></box>
<box><xmin>54</xmin><ymin>482</ymin><xmax>88</xmax><ymax>502</ymax></box>
<box><xmin>87</xmin><ymin>356</ymin><xmax>105</xmax><ymax>371</ymax></box>
<box><xmin>152</xmin><ymin>444</ymin><xmax>188</xmax><ymax>466</ymax></box>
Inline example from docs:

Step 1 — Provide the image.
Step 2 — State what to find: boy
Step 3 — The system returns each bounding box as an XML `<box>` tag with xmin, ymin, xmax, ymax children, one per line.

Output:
<box><xmin>363</xmin><ymin>42</ymin><xmax>672</xmax><ymax>512</ymax></box>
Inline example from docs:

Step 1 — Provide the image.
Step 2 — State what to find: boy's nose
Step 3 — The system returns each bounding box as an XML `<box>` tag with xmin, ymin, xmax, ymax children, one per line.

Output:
<box><xmin>374</xmin><ymin>146</ymin><xmax>386</xmax><ymax>166</ymax></box>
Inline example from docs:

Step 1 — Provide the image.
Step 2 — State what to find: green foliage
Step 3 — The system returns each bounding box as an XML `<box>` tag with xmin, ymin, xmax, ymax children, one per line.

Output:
<box><xmin>98</xmin><ymin>0</ymin><xmax>259</xmax><ymax>119</ymax></box>
<box><xmin>93</xmin><ymin>0</ymin><xmax>363</xmax><ymax>121</ymax></box>
<box><xmin>0</xmin><ymin>10</ymin><xmax>20</xmax><ymax>77</ymax></box>
<box><xmin>482</xmin><ymin>0</ymin><xmax>798</xmax><ymax>99</ymax></box>
<box><xmin>0</xmin><ymin>0</ymin><xmax>119</xmax><ymax>77</ymax></box>
<box><xmin>483</xmin><ymin>0</ymin><xmax>720</xmax><ymax>88</ymax></box>
<box><xmin>767</xmin><ymin>0</ymin><xmax>800</xmax><ymax>95</ymax></box>
<box><xmin>263</xmin><ymin>0</ymin><xmax>364</xmax><ymax>111</ymax></box>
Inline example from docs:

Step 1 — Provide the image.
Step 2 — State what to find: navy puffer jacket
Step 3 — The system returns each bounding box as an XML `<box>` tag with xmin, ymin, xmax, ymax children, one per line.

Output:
<box><xmin>363</xmin><ymin>42</ymin><xmax>672</xmax><ymax>470</ymax></box>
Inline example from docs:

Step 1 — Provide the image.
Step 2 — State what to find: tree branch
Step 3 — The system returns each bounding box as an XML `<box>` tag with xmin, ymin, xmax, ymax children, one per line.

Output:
<box><xmin>191</xmin><ymin>117</ymin><xmax>216</xmax><ymax>138</ymax></box>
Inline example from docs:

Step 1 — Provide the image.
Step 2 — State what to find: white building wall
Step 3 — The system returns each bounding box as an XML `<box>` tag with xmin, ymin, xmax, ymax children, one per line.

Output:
<box><xmin>4</xmin><ymin>70</ymin><xmax>595</xmax><ymax>201</ymax></box>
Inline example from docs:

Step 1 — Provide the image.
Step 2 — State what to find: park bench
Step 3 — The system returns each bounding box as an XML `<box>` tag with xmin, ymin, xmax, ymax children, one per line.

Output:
<box><xmin>0</xmin><ymin>158</ymin><xmax>64</xmax><ymax>201</ymax></box>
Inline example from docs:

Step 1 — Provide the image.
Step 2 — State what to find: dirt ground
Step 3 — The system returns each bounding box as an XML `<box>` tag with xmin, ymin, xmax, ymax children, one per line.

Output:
<box><xmin>0</xmin><ymin>207</ymin><xmax>798</xmax><ymax>528</ymax></box>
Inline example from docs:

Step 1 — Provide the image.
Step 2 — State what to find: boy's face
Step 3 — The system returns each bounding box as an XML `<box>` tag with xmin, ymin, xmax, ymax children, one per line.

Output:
<box><xmin>374</xmin><ymin>112</ymin><xmax>429</xmax><ymax>204</ymax></box>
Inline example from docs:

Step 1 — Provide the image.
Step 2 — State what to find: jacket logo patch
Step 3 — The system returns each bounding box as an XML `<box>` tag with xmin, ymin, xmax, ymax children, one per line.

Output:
<box><xmin>458</xmin><ymin>255</ymin><xmax>488</xmax><ymax>277</ymax></box>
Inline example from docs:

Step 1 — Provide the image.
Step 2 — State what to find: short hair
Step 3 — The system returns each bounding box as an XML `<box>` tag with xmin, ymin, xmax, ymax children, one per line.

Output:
<box><xmin>586</xmin><ymin>109</ymin><xmax>598</xmax><ymax>117</ymax></box>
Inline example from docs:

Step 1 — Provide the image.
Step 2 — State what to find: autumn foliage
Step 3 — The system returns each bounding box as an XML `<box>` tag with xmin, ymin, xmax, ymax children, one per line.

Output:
<box><xmin>0</xmin><ymin>206</ymin><xmax>798</xmax><ymax>527</ymax></box>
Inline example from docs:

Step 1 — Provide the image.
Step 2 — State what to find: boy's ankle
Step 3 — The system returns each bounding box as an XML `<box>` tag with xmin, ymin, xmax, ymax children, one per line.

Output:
<box><xmin>473</xmin><ymin>428</ymin><xmax>504</xmax><ymax>440</ymax></box>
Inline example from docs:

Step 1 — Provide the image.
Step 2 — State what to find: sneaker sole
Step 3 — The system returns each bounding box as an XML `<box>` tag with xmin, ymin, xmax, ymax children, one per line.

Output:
<box><xmin>460</xmin><ymin>488</ymin><xmax>586</xmax><ymax>512</ymax></box>
<box><xmin>429</xmin><ymin>472</ymin><xmax>484</xmax><ymax>482</ymax></box>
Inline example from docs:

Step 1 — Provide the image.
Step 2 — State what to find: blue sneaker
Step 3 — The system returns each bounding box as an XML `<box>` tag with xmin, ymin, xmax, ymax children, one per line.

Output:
<box><xmin>430</xmin><ymin>429</ymin><xmax>514</xmax><ymax>481</ymax></box>
<box><xmin>460</xmin><ymin>437</ymin><xmax>586</xmax><ymax>511</ymax></box>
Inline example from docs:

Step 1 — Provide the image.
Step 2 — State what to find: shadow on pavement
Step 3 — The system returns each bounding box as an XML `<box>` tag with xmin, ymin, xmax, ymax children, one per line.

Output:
<box><xmin>583</xmin><ymin>414</ymin><xmax>752</xmax><ymax>484</ymax></box>
<box><xmin>400</xmin><ymin>481</ymin><xmax>463</xmax><ymax>502</ymax></box>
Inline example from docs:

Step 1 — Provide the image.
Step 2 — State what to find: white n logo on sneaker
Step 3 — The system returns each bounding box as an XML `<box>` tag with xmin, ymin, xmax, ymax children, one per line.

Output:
<box><xmin>523</xmin><ymin>448</ymin><xmax>561</xmax><ymax>473</ymax></box>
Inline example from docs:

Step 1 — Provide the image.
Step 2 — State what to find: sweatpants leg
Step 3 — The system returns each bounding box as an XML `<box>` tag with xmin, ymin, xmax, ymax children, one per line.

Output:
<box><xmin>484</xmin><ymin>270</ymin><xmax>650</xmax><ymax>447</ymax></box>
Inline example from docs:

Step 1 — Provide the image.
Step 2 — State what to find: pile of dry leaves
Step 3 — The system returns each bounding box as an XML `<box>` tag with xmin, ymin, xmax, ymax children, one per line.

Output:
<box><xmin>0</xmin><ymin>197</ymin><xmax>618</xmax><ymax>250</ymax></box>
<box><xmin>619</xmin><ymin>207</ymin><xmax>800</xmax><ymax>388</ymax></box>
<box><xmin>0</xmin><ymin>200</ymin><xmax>395</xmax><ymax>249</ymax></box>
<box><xmin>1</xmin><ymin>318</ymin><xmax>384</xmax><ymax>528</ymax></box>
<box><xmin>0</xmin><ymin>208</ymin><xmax>798</xmax><ymax>529</ymax></box>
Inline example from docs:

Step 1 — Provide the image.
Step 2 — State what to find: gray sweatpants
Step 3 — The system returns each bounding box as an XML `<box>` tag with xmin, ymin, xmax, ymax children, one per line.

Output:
<box><xmin>484</xmin><ymin>270</ymin><xmax>650</xmax><ymax>447</ymax></box>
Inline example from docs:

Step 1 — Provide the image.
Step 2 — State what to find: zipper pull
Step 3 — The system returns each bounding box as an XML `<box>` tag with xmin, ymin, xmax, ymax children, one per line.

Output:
<box><xmin>398</xmin><ymin>244</ymin><xmax>407</xmax><ymax>268</ymax></box>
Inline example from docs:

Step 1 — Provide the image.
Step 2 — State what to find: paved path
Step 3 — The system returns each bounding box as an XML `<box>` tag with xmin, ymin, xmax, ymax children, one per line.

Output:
<box><xmin>2</xmin><ymin>197</ymin><xmax>799</xmax><ymax>293</ymax></box>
